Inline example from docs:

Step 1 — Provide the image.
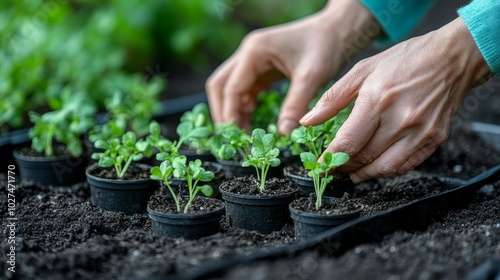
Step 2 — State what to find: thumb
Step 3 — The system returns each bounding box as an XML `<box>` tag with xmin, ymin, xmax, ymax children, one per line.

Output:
<box><xmin>277</xmin><ymin>75</ymin><xmax>322</xmax><ymax>135</ymax></box>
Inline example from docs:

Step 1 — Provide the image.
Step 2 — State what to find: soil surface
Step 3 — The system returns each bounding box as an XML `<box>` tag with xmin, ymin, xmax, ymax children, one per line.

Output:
<box><xmin>0</xmin><ymin>123</ymin><xmax>499</xmax><ymax>280</ymax></box>
<box><xmin>219</xmin><ymin>176</ymin><xmax>297</xmax><ymax>196</ymax></box>
<box><xmin>148</xmin><ymin>194</ymin><xmax>224</xmax><ymax>215</ymax></box>
<box><xmin>86</xmin><ymin>163</ymin><xmax>151</xmax><ymax>180</ymax></box>
<box><xmin>290</xmin><ymin>193</ymin><xmax>362</xmax><ymax>215</ymax></box>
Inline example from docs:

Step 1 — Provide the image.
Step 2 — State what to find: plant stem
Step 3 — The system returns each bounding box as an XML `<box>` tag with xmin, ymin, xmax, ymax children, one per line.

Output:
<box><xmin>183</xmin><ymin>175</ymin><xmax>196</xmax><ymax>213</ymax></box>
<box><xmin>165</xmin><ymin>182</ymin><xmax>181</xmax><ymax>212</ymax></box>
<box><xmin>45</xmin><ymin>133</ymin><xmax>53</xmax><ymax>157</ymax></box>
<box><xmin>118</xmin><ymin>156</ymin><xmax>134</xmax><ymax>179</ymax></box>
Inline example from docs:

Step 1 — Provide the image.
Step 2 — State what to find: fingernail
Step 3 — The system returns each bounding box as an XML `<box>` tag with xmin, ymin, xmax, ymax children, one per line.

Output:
<box><xmin>350</xmin><ymin>173</ymin><xmax>362</xmax><ymax>184</ymax></box>
<box><xmin>299</xmin><ymin>107</ymin><xmax>316</xmax><ymax>124</ymax></box>
<box><xmin>279</xmin><ymin>119</ymin><xmax>300</xmax><ymax>135</ymax></box>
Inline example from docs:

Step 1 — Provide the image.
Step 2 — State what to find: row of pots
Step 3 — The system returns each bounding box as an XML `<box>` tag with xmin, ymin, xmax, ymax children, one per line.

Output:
<box><xmin>13</xmin><ymin>148</ymin><xmax>362</xmax><ymax>240</ymax></box>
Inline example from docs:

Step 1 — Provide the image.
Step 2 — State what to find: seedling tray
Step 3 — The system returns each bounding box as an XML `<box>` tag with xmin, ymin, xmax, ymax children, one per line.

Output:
<box><xmin>157</xmin><ymin>165</ymin><xmax>500</xmax><ymax>280</ymax></box>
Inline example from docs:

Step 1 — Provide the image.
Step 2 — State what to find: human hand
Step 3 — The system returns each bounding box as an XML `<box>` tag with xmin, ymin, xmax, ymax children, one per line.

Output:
<box><xmin>206</xmin><ymin>0</ymin><xmax>380</xmax><ymax>134</ymax></box>
<box><xmin>300</xmin><ymin>17</ymin><xmax>493</xmax><ymax>183</ymax></box>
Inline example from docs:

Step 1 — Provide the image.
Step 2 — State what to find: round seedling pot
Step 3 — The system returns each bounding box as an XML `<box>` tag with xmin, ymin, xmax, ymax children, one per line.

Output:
<box><xmin>283</xmin><ymin>163</ymin><xmax>354</xmax><ymax>198</ymax></box>
<box><xmin>86</xmin><ymin>163</ymin><xmax>158</xmax><ymax>215</ymax></box>
<box><xmin>179</xmin><ymin>148</ymin><xmax>216</xmax><ymax>163</ymax></box>
<box><xmin>289</xmin><ymin>196</ymin><xmax>363</xmax><ymax>240</ymax></box>
<box><xmin>13</xmin><ymin>147</ymin><xmax>88</xmax><ymax>186</ymax></box>
<box><xmin>147</xmin><ymin>196</ymin><xmax>225</xmax><ymax>239</ymax></box>
<box><xmin>219</xmin><ymin>177</ymin><xmax>298</xmax><ymax>234</ymax></box>
<box><xmin>168</xmin><ymin>161</ymin><xmax>224</xmax><ymax>199</ymax></box>
<box><xmin>216</xmin><ymin>158</ymin><xmax>282</xmax><ymax>180</ymax></box>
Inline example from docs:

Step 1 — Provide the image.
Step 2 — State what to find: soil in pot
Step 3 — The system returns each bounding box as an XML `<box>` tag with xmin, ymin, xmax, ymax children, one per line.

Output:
<box><xmin>86</xmin><ymin>163</ymin><xmax>158</xmax><ymax>215</ymax></box>
<box><xmin>283</xmin><ymin>162</ymin><xmax>354</xmax><ymax>198</ymax></box>
<box><xmin>289</xmin><ymin>193</ymin><xmax>363</xmax><ymax>240</ymax></box>
<box><xmin>220</xmin><ymin>176</ymin><xmax>298</xmax><ymax>234</ymax></box>
<box><xmin>13</xmin><ymin>145</ymin><xmax>89</xmax><ymax>186</ymax></box>
<box><xmin>147</xmin><ymin>194</ymin><xmax>225</xmax><ymax>239</ymax></box>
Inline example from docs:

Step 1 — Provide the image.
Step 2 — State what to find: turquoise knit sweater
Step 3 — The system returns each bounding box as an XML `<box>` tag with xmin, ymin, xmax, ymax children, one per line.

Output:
<box><xmin>360</xmin><ymin>0</ymin><xmax>500</xmax><ymax>75</ymax></box>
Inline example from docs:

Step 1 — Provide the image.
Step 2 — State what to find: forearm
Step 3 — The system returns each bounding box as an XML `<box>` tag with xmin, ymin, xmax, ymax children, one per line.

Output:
<box><xmin>320</xmin><ymin>0</ymin><xmax>382</xmax><ymax>59</ymax></box>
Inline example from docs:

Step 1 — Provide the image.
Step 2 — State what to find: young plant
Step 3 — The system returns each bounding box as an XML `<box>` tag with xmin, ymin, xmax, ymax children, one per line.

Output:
<box><xmin>242</xmin><ymin>128</ymin><xmax>281</xmax><ymax>192</ymax></box>
<box><xmin>290</xmin><ymin>106</ymin><xmax>352</xmax><ymax>157</ymax></box>
<box><xmin>150</xmin><ymin>156</ymin><xmax>214</xmax><ymax>213</ymax></box>
<box><xmin>210</xmin><ymin>122</ymin><xmax>251</xmax><ymax>162</ymax></box>
<box><xmin>179</xmin><ymin>103</ymin><xmax>215</xmax><ymax>153</ymax></box>
<box><xmin>29</xmin><ymin>95</ymin><xmax>96</xmax><ymax>157</ymax></box>
<box><xmin>300</xmin><ymin>151</ymin><xmax>350</xmax><ymax>210</ymax></box>
<box><xmin>91</xmin><ymin>131</ymin><xmax>153</xmax><ymax>179</ymax></box>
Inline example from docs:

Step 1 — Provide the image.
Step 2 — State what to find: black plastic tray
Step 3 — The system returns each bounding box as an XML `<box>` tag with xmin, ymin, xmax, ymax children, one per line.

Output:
<box><xmin>151</xmin><ymin>165</ymin><xmax>500</xmax><ymax>280</ymax></box>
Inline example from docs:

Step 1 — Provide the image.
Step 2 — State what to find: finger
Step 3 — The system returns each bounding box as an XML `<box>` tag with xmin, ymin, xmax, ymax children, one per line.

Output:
<box><xmin>323</xmin><ymin>97</ymin><xmax>380</xmax><ymax>160</ymax></box>
<box><xmin>277</xmin><ymin>72</ymin><xmax>322</xmax><ymax>135</ymax></box>
<box><xmin>338</xmin><ymin>123</ymin><xmax>402</xmax><ymax>172</ymax></box>
<box><xmin>222</xmin><ymin>54</ymin><xmax>261</xmax><ymax>126</ymax></box>
<box><xmin>349</xmin><ymin>139</ymin><xmax>436</xmax><ymax>184</ymax></box>
<box><xmin>206</xmin><ymin>58</ymin><xmax>237</xmax><ymax>123</ymax></box>
<box><xmin>299</xmin><ymin>60</ymin><xmax>371</xmax><ymax>126</ymax></box>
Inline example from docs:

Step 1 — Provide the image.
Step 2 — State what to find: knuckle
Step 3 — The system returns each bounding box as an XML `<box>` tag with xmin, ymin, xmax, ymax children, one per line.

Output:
<box><xmin>332</xmin><ymin>138</ymin><xmax>360</xmax><ymax>156</ymax></box>
<box><xmin>241</xmin><ymin>30</ymin><xmax>267</xmax><ymax>49</ymax></box>
<box><xmin>378</xmin><ymin>162</ymin><xmax>400</xmax><ymax>176</ymax></box>
<box><xmin>353</xmin><ymin>151</ymin><xmax>376</xmax><ymax>165</ymax></box>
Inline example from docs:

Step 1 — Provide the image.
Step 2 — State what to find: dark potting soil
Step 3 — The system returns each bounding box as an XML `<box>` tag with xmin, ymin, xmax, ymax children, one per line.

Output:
<box><xmin>219</xmin><ymin>176</ymin><xmax>297</xmax><ymax>196</ymax></box>
<box><xmin>148</xmin><ymin>194</ymin><xmax>223</xmax><ymax>214</ymax></box>
<box><xmin>1</xmin><ymin>123</ymin><xmax>499</xmax><ymax>280</ymax></box>
<box><xmin>290</xmin><ymin>193</ymin><xmax>362</xmax><ymax>215</ymax></box>
<box><xmin>16</xmin><ymin>145</ymin><xmax>78</xmax><ymax>158</ymax></box>
<box><xmin>86</xmin><ymin>163</ymin><xmax>150</xmax><ymax>180</ymax></box>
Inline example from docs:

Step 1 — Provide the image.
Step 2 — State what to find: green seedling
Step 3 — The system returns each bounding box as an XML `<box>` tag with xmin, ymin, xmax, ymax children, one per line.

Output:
<box><xmin>150</xmin><ymin>156</ymin><xmax>214</xmax><ymax>213</ymax></box>
<box><xmin>210</xmin><ymin>122</ymin><xmax>251</xmax><ymax>162</ymax></box>
<box><xmin>29</xmin><ymin>95</ymin><xmax>96</xmax><ymax>157</ymax></box>
<box><xmin>242</xmin><ymin>128</ymin><xmax>281</xmax><ymax>192</ymax></box>
<box><xmin>301</xmin><ymin>151</ymin><xmax>350</xmax><ymax>210</ymax></box>
<box><xmin>179</xmin><ymin>103</ymin><xmax>215</xmax><ymax>153</ymax></box>
<box><xmin>91</xmin><ymin>131</ymin><xmax>153</xmax><ymax>179</ymax></box>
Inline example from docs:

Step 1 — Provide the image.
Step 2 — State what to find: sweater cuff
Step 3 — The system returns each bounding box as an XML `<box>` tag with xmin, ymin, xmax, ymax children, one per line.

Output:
<box><xmin>359</xmin><ymin>0</ymin><xmax>435</xmax><ymax>44</ymax></box>
<box><xmin>458</xmin><ymin>0</ymin><xmax>500</xmax><ymax>75</ymax></box>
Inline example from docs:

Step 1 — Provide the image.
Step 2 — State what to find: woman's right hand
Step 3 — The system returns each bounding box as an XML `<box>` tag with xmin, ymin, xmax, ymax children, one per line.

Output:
<box><xmin>205</xmin><ymin>0</ymin><xmax>380</xmax><ymax>135</ymax></box>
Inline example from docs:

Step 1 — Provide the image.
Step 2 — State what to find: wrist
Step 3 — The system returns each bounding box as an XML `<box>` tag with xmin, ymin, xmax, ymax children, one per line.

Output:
<box><xmin>435</xmin><ymin>17</ymin><xmax>493</xmax><ymax>87</ymax></box>
<box><xmin>319</xmin><ymin>0</ymin><xmax>381</xmax><ymax>58</ymax></box>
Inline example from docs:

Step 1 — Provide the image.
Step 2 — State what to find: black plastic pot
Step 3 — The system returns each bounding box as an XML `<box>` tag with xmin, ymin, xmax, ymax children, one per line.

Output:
<box><xmin>147</xmin><ymin>197</ymin><xmax>225</xmax><ymax>239</ymax></box>
<box><xmin>289</xmin><ymin>197</ymin><xmax>363</xmax><ymax>240</ymax></box>
<box><xmin>179</xmin><ymin>148</ymin><xmax>216</xmax><ymax>163</ymax></box>
<box><xmin>283</xmin><ymin>163</ymin><xmax>354</xmax><ymax>198</ymax></box>
<box><xmin>86</xmin><ymin>164</ymin><xmax>158</xmax><ymax>215</ymax></box>
<box><xmin>13</xmin><ymin>147</ymin><xmax>88</xmax><ymax>186</ymax></box>
<box><xmin>168</xmin><ymin>162</ymin><xmax>224</xmax><ymax>199</ymax></box>
<box><xmin>216</xmin><ymin>158</ymin><xmax>282</xmax><ymax>180</ymax></box>
<box><xmin>220</xmin><ymin>182</ymin><xmax>297</xmax><ymax>234</ymax></box>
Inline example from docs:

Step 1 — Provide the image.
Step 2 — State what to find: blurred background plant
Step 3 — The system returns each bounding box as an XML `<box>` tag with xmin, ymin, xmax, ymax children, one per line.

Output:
<box><xmin>0</xmin><ymin>0</ymin><xmax>327</xmax><ymax>133</ymax></box>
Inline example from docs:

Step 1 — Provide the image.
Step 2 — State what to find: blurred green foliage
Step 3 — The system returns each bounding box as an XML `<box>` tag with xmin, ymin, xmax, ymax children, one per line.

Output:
<box><xmin>0</xmin><ymin>0</ymin><xmax>325</xmax><ymax>133</ymax></box>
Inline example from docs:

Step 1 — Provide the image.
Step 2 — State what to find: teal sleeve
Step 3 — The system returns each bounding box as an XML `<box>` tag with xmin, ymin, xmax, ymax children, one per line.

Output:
<box><xmin>359</xmin><ymin>0</ymin><xmax>435</xmax><ymax>44</ymax></box>
<box><xmin>458</xmin><ymin>0</ymin><xmax>500</xmax><ymax>75</ymax></box>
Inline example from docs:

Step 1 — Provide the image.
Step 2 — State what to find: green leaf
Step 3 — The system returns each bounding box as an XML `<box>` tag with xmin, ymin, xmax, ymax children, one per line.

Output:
<box><xmin>300</xmin><ymin>152</ymin><xmax>317</xmax><ymax>164</ymax></box>
<box><xmin>135</xmin><ymin>141</ymin><xmax>149</xmax><ymax>152</ymax></box>
<box><xmin>150</xmin><ymin>166</ymin><xmax>163</xmax><ymax>180</ymax></box>
<box><xmin>199</xmin><ymin>171</ymin><xmax>214</xmax><ymax>182</ymax></box>
<box><xmin>149</xmin><ymin>121</ymin><xmax>161</xmax><ymax>135</ymax></box>
<box><xmin>198</xmin><ymin>185</ymin><xmax>214</xmax><ymax>197</ymax></box>
<box><xmin>99</xmin><ymin>157</ymin><xmax>114</xmax><ymax>168</ymax></box>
